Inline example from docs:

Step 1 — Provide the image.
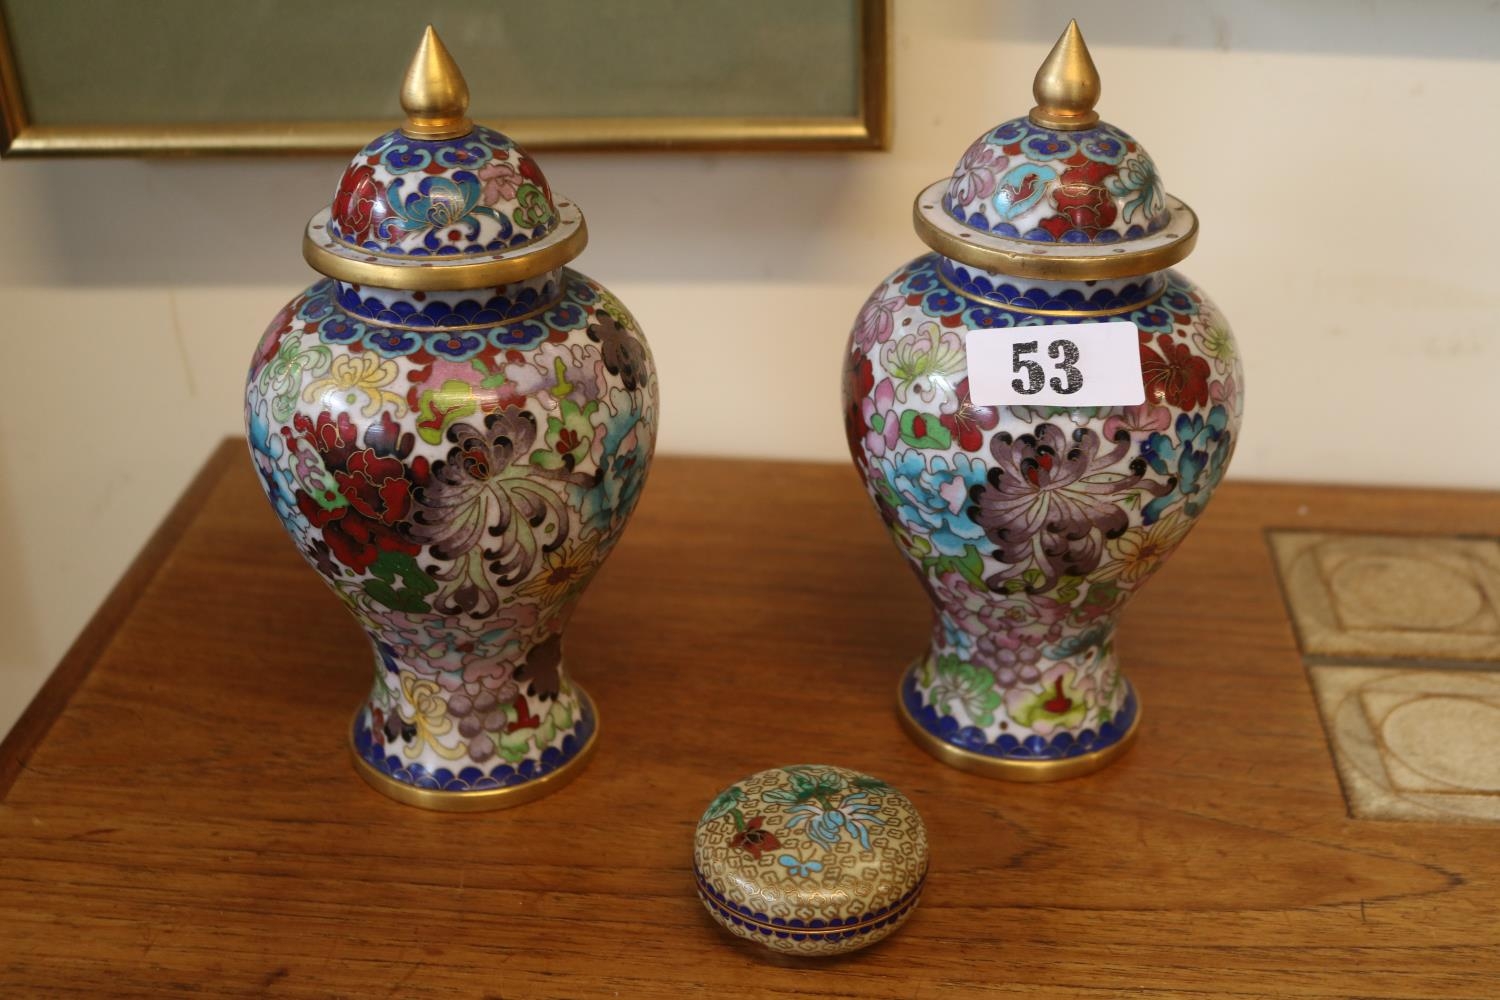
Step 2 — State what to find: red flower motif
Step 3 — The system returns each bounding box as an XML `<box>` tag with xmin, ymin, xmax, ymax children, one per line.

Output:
<box><xmin>253</xmin><ymin>299</ymin><xmax>297</xmax><ymax>372</ymax></box>
<box><xmin>332</xmin><ymin>164</ymin><xmax>388</xmax><ymax>243</ymax></box>
<box><xmin>294</xmin><ymin>410</ymin><xmax>419</xmax><ymax>573</ymax></box>
<box><xmin>844</xmin><ymin>355</ymin><xmax>876</xmax><ymax>463</ymax></box>
<box><xmin>938</xmin><ymin>377</ymin><xmax>999</xmax><ymax>451</ymax></box>
<box><xmin>729</xmin><ymin>816</ymin><xmax>781</xmax><ymax>860</ymax></box>
<box><xmin>1140</xmin><ymin>333</ymin><xmax>1211</xmax><ymax>410</ymax></box>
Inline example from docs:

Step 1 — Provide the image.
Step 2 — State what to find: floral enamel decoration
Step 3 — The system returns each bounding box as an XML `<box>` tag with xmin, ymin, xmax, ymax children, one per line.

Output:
<box><xmin>244</xmin><ymin>28</ymin><xmax>657</xmax><ymax>810</ymax></box>
<box><xmin>844</xmin><ymin>21</ymin><xmax>1243</xmax><ymax>781</ymax></box>
<box><xmin>693</xmin><ymin>767</ymin><xmax>928</xmax><ymax>957</ymax></box>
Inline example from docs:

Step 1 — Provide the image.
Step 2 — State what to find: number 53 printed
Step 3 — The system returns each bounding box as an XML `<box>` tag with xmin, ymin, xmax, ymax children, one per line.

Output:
<box><xmin>964</xmin><ymin>321</ymin><xmax>1144</xmax><ymax>408</ymax></box>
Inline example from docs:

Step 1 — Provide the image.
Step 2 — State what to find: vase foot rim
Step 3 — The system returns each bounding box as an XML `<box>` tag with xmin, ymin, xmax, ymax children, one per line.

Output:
<box><xmin>896</xmin><ymin>674</ymin><xmax>1139</xmax><ymax>783</ymax></box>
<box><xmin>348</xmin><ymin>686</ymin><xmax>599</xmax><ymax>812</ymax></box>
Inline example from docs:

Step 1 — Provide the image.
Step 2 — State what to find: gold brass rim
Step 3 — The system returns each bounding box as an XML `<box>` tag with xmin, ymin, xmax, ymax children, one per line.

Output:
<box><xmin>912</xmin><ymin>179</ymin><xmax>1197</xmax><ymax>282</ymax></box>
<box><xmin>896</xmin><ymin>676</ymin><xmax>1139</xmax><ymax>782</ymax></box>
<box><xmin>303</xmin><ymin>210</ymin><xmax>588</xmax><ymax>291</ymax></box>
<box><xmin>348</xmin><ymin>687</ymin><xmax>598</xmax><ymax>811</ymax></box>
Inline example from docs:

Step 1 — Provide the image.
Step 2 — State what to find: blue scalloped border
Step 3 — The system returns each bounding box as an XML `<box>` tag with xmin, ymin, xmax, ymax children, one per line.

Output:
<box><xmin>901</xmin><ymin>668</ymin><xmax>1137</xmax><ymax>760</ymax></box>
<box><xmin>936</xmin><ymin>260</ymin><xmax>1162</xmax><ymax>314</ymax></box>
<box><xmin>694</xmin><ymin>866</ymin><xmax>924</xmax><ymax>942</ymax></box>
<box><xmin>351</xmin><ymin>693</ymin><xmax>596</xmax><ymax>793</ymax></box>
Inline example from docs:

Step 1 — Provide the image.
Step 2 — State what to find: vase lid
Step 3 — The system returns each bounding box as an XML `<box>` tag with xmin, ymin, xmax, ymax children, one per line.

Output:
<box><xmin>302</xmin><ymin>26</ymin><xmax>586</xmax><ymax>292</ymax></box>
<box><xmin>692</xmin><ymin>765</ymin><xmax>929</xmax><ymax>956</ymax></box>
<box><xmin>912</xmin><ymin>20</ymin><xmax>1197</xmax><ymax>282</ymax></box>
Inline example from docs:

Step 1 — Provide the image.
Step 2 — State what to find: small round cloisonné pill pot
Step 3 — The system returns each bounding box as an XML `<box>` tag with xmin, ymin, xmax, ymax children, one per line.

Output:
<box><xmin>693</xmin><ymin>765</ymin><xmax>929</xmax><ymax>957</ymax></box>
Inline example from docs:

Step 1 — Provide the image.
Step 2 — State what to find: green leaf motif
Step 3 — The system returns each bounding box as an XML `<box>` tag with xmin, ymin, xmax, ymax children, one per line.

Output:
<box><xmin>416</xmin><ymin>379</ymin><xmax>479</xmax><ymax>445</ymax></box>
<box><xmin>898</xmin><ymin>409</ymin><xmax>952</xmax><ymax>449</ymax></box>
<box><xmin>362</xmin><ymin>551</ymin><xmax>438</xmax><ymax>613</ymax></box>
<box><xmin>512</xmin><ymin>183</ymin><xmax>555</xmax><ymax>230</ymax></box>
<box><xmin>531</xmin><ymin>399</ymin><xmax>598</xmax><ymax>471</ymax></box>
<box><xmin>927</xmin><ymin>655</ymin><xmax>1002</xmax><ymax>728</ymax></box>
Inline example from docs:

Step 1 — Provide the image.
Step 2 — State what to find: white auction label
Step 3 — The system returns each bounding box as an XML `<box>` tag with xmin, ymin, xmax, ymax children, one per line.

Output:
<box><xmin>965</xmin><ymin>321</ymin><xmax>1144</xmax><ymax>408</ymax></box>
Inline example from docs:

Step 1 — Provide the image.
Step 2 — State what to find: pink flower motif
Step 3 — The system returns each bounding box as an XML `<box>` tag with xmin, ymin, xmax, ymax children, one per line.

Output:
<box><xmin>1209</xmin><ymin>373</ymin><xmax>1239</xmax><ymax>407</ymax></box>
<box><xmin>478</xmin><ymin>158</ymin><xmax>522</xmax><ymax>204</ymax></box>
<box><xmin>1102</xmin><ymin>403</ymin><xmax>1172</xmax><ymax>442</ymax></box>
<box><xmin>853</xmin><ymin>293</ymin><xmax>903</xmax><ymax>352</ymax></box>
<box><xmin>948</xmin><ymin>140</ymin><xmax>1008</xmax><ymax>208</ymax></box>
<box><xmin>861</xmin><ymin>377</ymin><xmax>900</xmax><ymax>457</ymax></box>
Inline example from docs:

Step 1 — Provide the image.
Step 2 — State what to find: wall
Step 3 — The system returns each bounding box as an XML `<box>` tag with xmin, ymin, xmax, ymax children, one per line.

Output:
<box><xmin>2</xmin><ymin>0</ymin><xmax>1497</xmax><ymax>737</ymax></box>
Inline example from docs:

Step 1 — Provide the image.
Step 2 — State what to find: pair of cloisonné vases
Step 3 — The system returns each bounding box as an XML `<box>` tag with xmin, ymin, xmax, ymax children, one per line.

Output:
<box><xmin>245</xmin><ymin>24</ymin><xmax>1242</xmax><ymax>810</ymax></box>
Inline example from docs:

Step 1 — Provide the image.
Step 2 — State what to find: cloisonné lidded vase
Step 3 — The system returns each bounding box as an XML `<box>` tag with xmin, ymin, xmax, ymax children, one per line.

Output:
<box><xmin>694</xmin><ymin>766</ymin><xmax>928</xmax><ymax>956</ymax></box>
<box><xmin>244</xmin><ymin>28</ymin><xmax>658</xmax><ymax>809</ymax></box>
<box><xmin>843</xmin><ymin>22</ymin><xmax>1243</xmax><ymax>780</ymax></box>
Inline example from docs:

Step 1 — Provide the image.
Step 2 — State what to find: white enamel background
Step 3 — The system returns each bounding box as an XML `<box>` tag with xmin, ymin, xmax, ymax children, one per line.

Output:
<box><xmin>2</xmin><ymin>0</ymin><xmax>1498</xmax><ymax>737</ymax></box>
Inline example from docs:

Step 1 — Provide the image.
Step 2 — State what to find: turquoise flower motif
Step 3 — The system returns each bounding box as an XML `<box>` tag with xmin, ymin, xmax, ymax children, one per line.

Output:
<box><xmin>247</xmin><ymin>397</ymin><xmax>300</xmax><ymax>526</ymax></box>
<box><xmin>1105</xmin><ymin>155</ymin><xmax>1166</xmax><ymax>224</ymax></box>
<box><xmin>785</xmin><ymin>791</ymin><xmax>886</xmax><ymax>850</ymax></box>
<box><xmin>380</xmin><ymin>172</ymin><xmax>501</xmax><ymax>241</ymax></box>
<box><xmin>778</xmin><ymin>854</ymin><xmax>824</xmax><ymax>878</ymax></box>
<box><xmin>875</xmin><ymin>449</ymin><xmax>988</xmax><ymax>557</ymax></box>
<box><xmin>578</xmin><ymin>388</ymin><xmax>652</xmax><ymax>537</ymax></box>
<box><xmin>1140</xmin><ymin>405</ymin><xmax>1233</xmax><ymax>524</ymax></box>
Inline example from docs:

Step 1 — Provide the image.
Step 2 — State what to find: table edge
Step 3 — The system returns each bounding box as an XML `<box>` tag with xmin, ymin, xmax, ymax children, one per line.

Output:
<box><xmin>0</xmin><ymin>437</ymin><xmax>244</xmax><ymax>800</ymax></box>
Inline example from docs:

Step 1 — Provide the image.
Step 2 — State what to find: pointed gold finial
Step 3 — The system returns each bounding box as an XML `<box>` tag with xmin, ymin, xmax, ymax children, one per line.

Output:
<box><xmin>400</xmin><ymin>26</ymin><xmax>472</xmax><ymax>140</ymax></box>
<box><xmin>1029</xmin><ymin>20</ymin><xmax>1101</xmax><ymax>131</ymax></box>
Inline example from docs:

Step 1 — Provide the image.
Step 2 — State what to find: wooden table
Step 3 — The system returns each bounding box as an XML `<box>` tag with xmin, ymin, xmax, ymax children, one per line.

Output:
<box><xmin>3</xmin><ymin>441</ymin><xmax>1498</xmax><ymax>998</ymax></box>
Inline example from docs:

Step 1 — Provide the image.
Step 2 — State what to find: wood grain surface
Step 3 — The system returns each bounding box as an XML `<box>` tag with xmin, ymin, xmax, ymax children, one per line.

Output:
<box><xmin>2</xmin><ymin>444</ymin><xmax>1498</xmax><ymax>998</ymax></box>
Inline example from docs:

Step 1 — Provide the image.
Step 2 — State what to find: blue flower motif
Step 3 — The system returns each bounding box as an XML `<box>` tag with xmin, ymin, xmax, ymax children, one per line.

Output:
<box><xmin>1140</xmin><ymin>405</ymin><xmax>1233</xmax><ymax>524</ymax></box>
<box><xmin>921</xmin><ymin>289</ymin><xmax>964</xmax><ymax>317</ymax></box>
<box><xmin>297</xmin><ymin>294</ymin><xmax>334</xmax><ymax>323</ymax></box>
<box><xmin>1132</xmin><ymin>305</ymin><xmax>1175</xmax><ymax>334</ymax></box>
<box><xmin>433</xmin><ymin>138</ymin><xmax>491</xmax><ymax>169</ymax></box>
<box><xmin>380</xmin><ymin>142</ymin><xmax>433</xmax><ymax>174</ymax></box>
<box><xmin>777</xmin><ymin>854</ymin><xmax>824</xmax><ymax>878</ymax></box>
<box><xmin>901</xmin><ymin>268</ymin><xmax>941</xmax><ymax>295</ymax></box>
<box><xmin>988</xmin><ymin>118</ymin><xmax>1031</xmax><ymax>144</ymax></box>
<box><xmin>362</xmin><ymin>328</ymin><xmax>421</xmax><ymax>358</ymax></box>
<box><xmin>965</xmin><ymin>306</ymin><xmax>1015</xmax><ymax>329</ymax></box>
<box><xmin>543</xmin><ymin>302</ymin><xmax>588</xmax><ymax>331</ymax></box>
<box><xmin>425</xmin><ymin>331</ymin><xmax>485</xmax><ymax>361</ymax></box>
<box><xmin>489</xmin><ymin>321</ymin><xmax>549</xmax><ymax>350</ymax></box>
<box><xmin>1023</xmin><ymin>132</ymin><xmax>1077</xmax><ymax>160</ymax></box>
<box><xmin>318</xmin><ymin>315</ymin><xmax>365</xmax><ymax>345</ymax></box>
<box><xmin>876</xmin><ymin>449</ymin><xmax>989</xmax><ymax>557</ymax></box>
<box><xmin>1161</xmin><ymin>286</ymin><xmax>1198</xmax><ymax>315</ymax></box>
<box><xmin>1081</xmin><ymin>134</ymin><xmax>1125</xmax><ymax>164</ymax></box>
<box><xmin>566</xmin><ymin>281</ymin><xmax>599</xmax><ymax>306</ymax></box>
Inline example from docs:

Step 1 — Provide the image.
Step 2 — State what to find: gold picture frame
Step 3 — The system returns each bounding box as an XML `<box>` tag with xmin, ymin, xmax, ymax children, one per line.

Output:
<box><xmin>0</xmin><ymin>0</ymin><xmax>889</xmax><ymax>157</ymax></box>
